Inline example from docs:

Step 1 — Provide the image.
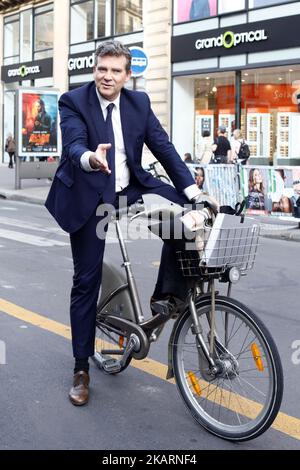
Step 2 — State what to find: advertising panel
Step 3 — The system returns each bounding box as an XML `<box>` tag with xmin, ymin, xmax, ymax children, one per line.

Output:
<box><xmin>17</xmin><ymin>88</ymin><xmax>60</xmax><ymax>157</ymax></box>
<box><xmin>187</xmin><ymin>163</ymin><xmax>300</xmax><ymax>219</ymax></box>
<box><xmin>240</xmin><ymin>166</ymin><xmax>300</xmax><ymax>218</ymax></box>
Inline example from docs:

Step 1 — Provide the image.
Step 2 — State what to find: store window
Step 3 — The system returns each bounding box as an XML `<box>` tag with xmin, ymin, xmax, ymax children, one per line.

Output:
<box><xmin>218</xmin><ymin>0</ymin><xmax>245</xmax><ymax>14</ymax></box>
<box><xmin>249</xmin><ymin>0</ymin><xmax>293</xmax><ymax>7</ymax></box>
<box><xmin>194</xmin><ymin>72</ymin><xmax>235</xmax><ymax>159</ymax></box>
<box><xmin>241</xmin><ymin>66</ymin><xmax>300</xmax><ymax>162</ymax></box>
<box><xmin>174</xmin><ymin>0</ymin><xmax>217</xmax><ymax>23</ymax></box>
<box><xmin>34</xmin><ymin>9</ymin><xmax>54</xmax><ymax>59</ymax></box>
<box><xmin>115</xmin><ymin>0</ymin><xmax>143</xmax><ymax>35</ymax></box>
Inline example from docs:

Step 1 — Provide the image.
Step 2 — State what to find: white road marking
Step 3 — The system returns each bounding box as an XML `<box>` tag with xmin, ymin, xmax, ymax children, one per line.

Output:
<box><xmin>0</xmin><ymin>207</ymin><xmax>18</xmax><ymax>211</ymax></box>
<box><xmin>0</xmin><ymin>228</ymin><xmax>68</xmax><ymax>247</ymax></box>
<box><xmin>0</xmin><ymin>216</ymin><xmax>68</xmax><ymax>237</ymax></box>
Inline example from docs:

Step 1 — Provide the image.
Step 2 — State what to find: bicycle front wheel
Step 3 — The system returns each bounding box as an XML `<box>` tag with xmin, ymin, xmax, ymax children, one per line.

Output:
<box><xmin>172</xmin><ymin>296</ymin><xmax>283</xmax><ymax>441</ymax></box>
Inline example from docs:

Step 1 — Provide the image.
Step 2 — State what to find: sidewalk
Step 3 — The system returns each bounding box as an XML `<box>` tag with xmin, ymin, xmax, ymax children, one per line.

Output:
<box><xmin>0</xmin><ymin>163</ymin><xmax>299</xmax><ymax>241</ymax></box>
<box><xmin>0</xmin><ymin>163</ymin><xmax>50</xmax><ymax>205</ymax></box>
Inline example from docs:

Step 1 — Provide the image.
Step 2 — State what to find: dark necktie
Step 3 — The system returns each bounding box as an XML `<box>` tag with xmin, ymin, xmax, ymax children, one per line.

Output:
<box><xmin>102</xmin><ymin>103</ymin><xmax>116</xmax><ymax>204</ymax></box>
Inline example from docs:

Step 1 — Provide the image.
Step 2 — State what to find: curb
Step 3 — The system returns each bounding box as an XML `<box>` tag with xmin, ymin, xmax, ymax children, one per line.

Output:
<box><xmin>261</xmin><ymin>231</ymin><xmax>300</xmax><ymax>242</ymax></box>
<box><xmin>0</xmin><ymin>189</ymin><xmax>45</xmax><ymax>206</ymax></box>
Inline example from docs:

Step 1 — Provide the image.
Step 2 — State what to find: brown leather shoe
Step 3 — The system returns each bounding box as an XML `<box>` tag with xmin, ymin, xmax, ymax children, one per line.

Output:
<box><xmin>69</xmin><ymin>371</ymin><xmax>90</xmax><ymax>406</ymax></box>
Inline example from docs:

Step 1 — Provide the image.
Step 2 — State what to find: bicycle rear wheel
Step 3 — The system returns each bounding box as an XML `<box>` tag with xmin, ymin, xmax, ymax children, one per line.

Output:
<box><xmin>172</xmin><ymin>296</ymin><xmax>283</xmax><ymax>441</ymax></box>
<box><xmin>94</xmin><ymin>315</ymin><xmax>132</xmax><ymax>374</ymax></box>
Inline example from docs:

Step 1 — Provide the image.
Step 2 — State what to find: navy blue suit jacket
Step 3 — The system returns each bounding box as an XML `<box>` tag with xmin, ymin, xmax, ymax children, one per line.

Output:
<box><xmin>45</xmin><ymin>81</ymin><xmax>194</xmax><ymax>233</ymax></box>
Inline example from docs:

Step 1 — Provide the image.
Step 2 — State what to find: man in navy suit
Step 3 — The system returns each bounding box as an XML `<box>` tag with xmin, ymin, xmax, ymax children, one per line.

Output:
<box><xmin>45</xmin><ymin>41</ymin><xmax>205</xmax><ymax>406</ymax></box>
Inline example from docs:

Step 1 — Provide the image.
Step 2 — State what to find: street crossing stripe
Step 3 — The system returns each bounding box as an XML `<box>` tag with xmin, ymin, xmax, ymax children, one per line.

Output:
<box><xmin>0</xmin><ymin>296</ymin><xmax>299</xmax><ymax>441</ymax></box>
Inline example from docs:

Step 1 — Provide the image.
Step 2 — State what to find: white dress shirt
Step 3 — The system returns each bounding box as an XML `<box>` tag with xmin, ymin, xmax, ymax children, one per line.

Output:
<box><xmin>80</xmin><ymin>89</ymin><xmax>130</xmax><ymax>192</ymax></box>
<box><xmin>80</xmin><ymin>87</ymin><xmax>200</xmax><ymax>200</ymax></box>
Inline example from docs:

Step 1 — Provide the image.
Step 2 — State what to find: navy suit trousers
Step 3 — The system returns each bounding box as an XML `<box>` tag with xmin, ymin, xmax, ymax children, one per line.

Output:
<box><xmin>69</xmin><ymin>181</ymin><xmax>189</xmax><ymax>359</ymax></box>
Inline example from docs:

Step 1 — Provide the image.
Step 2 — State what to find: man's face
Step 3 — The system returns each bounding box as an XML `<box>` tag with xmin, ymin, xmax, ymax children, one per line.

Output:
<box><xmin>93</xmin><ymin>55</ymin><xmax>131</xmax><ymax>101</ymax></box>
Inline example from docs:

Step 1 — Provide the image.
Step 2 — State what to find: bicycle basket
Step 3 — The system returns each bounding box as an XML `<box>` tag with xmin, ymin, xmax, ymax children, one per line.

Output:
<box><xmin>176</xmin><ymin>214</ymin><xmax>260</xmax><ymax>277</ymax></box>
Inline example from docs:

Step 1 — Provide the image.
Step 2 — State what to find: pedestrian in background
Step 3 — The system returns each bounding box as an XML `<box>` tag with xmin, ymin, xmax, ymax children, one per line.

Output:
<box><xmin>196</xmin><ymin>130</ymin><xmax>213</xmax><ymax>164</ymax></box>
<box><xmin>231</xmin><ymin>129</ymin><xmax>250</xmax><ymax>165</ymax></box>
<box><xmin>211</xmin><ymin>126</ymin><xmax>231</xmax><ymax>164</ymax></box>
<box><xmin>184</xmin><ymin>152</ymin><xmax>193</xmax><ymax>163</ymax></box>
<box><xmin>5</xmin><ymin>133</ymin><xmax>16</xmax><ymax>169</ymax></box>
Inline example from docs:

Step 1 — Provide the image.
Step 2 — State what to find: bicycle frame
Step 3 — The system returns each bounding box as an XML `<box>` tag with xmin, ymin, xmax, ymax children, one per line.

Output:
<box><xmin>96</xmin><ymin>213</ymin><xmax>221</xmax><ymax>375</ymax></box>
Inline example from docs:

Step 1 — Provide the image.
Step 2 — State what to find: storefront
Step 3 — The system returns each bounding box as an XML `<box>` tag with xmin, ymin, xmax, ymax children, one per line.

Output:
<box><xmin>1</xmin><ymin>1</ymin><xmax>54</xmax><ymax>163</ymax></box>
<box><xmin>171</xmin><ymin>0</ymin><xmax>300</xmax><ymax>166</ymax></box>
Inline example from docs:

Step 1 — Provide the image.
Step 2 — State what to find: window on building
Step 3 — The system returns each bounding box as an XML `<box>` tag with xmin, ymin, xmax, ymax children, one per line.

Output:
<box><xmin>115</xmin><ymin>0</ymin><xmax>143</xmax><ymax>35</ymax></box>
<box><xmin>20</xmin><ymin>9</ymin><xmax>32</xmax><ymax>62</ymax></box>
<box><xmin>97</xmin><ymin>0</ymin><xmax>111</xmax><ymax>38</ymax></box>
<box><xmin>173</xmin><ymin>0</ymin><xmax>217</xmax><ymax>24</ymax></box>
<box><xmin>218</xmin><ymin>0</ymin><xmax>245</xmax><ymax>14</ymax></box>
<box><xmin>241</xmin><ymin>65</ymin><xmax>300</xmax><ymax>162</ymax></box>
<box><xmin>70</xmin><ymin>0</ymin><xmax>94</xmax><ymax>44</ymax></box>
<box><xmin>4</xmin><ymin>20</ymin><xmax>20</xmax><ymax>61</ymax></box>
<box><xmin>249</xmin><ymin>0</ymin><xmax>293</xmax><ymax>7</ymax></box>
<box><xmin>34</xmin><ymin>10</ymin><xmax>54</xmax><ymax>57</ymax></box>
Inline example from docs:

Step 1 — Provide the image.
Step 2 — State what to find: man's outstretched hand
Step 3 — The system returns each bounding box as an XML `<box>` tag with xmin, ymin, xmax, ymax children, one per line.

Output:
<box><xmin>89</xmin><ymin>143</ymin><xmax>112</xmax><ymax>174</ymax></box>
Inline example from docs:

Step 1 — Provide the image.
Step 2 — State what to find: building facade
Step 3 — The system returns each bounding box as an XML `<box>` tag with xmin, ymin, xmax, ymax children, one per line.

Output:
<box><xmin>1</xmin><ymin>0</ymin><xmax>300</xmax><ymax>166</ymax></box>
<box><xmin>0</xmin><ymin>0</ymin><xmax>171</xmax><ymax>164</ymax></box>
<box><xmin>171</xmin><ymin>0</ymin><xmax>300</xmax><ymax>166</ymax></box>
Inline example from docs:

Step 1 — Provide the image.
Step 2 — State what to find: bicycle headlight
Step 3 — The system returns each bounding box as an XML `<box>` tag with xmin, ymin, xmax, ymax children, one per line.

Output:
<box><xmin>229</xmin><ymin>267</ymin><xmax>240</xmax><ymax>284</ymax></box>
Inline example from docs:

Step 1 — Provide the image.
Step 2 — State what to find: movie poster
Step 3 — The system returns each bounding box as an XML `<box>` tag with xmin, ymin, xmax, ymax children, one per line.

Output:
<box><xmin>17</xmin><ymin>88</ymin><xmax>59</xmax><ymax>157</ymax></box>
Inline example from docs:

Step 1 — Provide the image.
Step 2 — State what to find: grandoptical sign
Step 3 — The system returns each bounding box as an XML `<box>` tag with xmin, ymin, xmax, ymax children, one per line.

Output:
<box><xmin>172</xmin><ymin>15</ymin><xmax>300</xmax><ymax>62</ymax></box>
<box><xmin>1</xmin><ymin>58</ymin><xmax>53</xmax><ymax>83</ymax></box>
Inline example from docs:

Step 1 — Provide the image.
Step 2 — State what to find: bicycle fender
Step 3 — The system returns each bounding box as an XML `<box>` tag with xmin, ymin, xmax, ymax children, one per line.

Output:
<box><xmin>98</xmin><ymin>260</ymin><xmax>136</xmax><ymax>322</ymax></box>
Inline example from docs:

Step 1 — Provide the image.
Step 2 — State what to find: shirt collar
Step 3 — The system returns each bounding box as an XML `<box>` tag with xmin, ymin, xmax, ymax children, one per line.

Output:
<box><xmin>95</xmin><ymin>87</ymin><xmax>120</xmax><ymax>112</ymax></box>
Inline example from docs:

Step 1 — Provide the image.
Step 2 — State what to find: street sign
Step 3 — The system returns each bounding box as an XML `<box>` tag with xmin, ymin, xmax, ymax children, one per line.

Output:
<box><xmin>129</xmin><ymin>46</ymin><xmax>148</xmax><ymax>77</ymax></box>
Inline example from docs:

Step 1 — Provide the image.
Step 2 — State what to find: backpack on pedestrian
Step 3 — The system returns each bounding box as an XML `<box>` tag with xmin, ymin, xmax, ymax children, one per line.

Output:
<box><xmin>238</xmin><ymin>140</ymin><xmax>250</xmax><ymax>165</ymax></box>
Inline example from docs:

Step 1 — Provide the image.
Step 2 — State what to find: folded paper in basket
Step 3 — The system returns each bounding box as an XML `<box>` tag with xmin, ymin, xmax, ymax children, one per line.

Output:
<box><xmin>180</xmin><ymin>207</ymin><xmax>213</xmax><ymax>253</ymax></box>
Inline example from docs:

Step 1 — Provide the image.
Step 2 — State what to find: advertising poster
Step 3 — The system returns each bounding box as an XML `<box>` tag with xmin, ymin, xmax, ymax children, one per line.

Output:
<box><xmin>241</xmin><ymin>166</ymin><xmax>300</xmax><ymax>218</ymax></box>
<box><xmin>187</xmin><ymin>164</ymin><xmax>300</xmax><ymax>219</ymax></box>
<box><xmin>187</xmin><ymin>164</ymin><xmax>238</xmax><ymax>208</ymax></box>
<box><xmin>175</xmin><ymin>0</ymin><xmax>216</xmax><ymax>23</ymax></box>
<box><xmin>17</xmin><ymin>88</ymin><xmax>59</xmax><ymax>157</ymax></box>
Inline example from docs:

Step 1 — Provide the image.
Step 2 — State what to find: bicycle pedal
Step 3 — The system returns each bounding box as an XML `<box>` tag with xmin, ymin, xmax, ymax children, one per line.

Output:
<box><xmin>103</xmin><ymin>358</ymin><xmax>122</xmax><ymax>374</ymax></box>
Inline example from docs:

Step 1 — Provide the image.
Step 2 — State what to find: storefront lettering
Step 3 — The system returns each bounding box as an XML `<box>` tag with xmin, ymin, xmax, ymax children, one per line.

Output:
<box><xmin>195</xmin><ymin>29</ymin><xmax>268</xmax><ymax>50</ymax></box>
<box><xmin>68</xmin><ymin>55</ymin><xmax>94</xmax><ymax>71</ymax></box>
<box><xmin>7</xmin><ymin>65</ymin><xmax>41</xmax><ymax>78</ymax></box>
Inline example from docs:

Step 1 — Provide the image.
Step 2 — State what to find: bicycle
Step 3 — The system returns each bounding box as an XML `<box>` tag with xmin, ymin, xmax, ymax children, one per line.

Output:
<box><xmin>93</xmin><ymin>199</ymin><xmax>283</xmax><ymax>441</ymax></box>
<box><xmin>145</xmin><ymin>161</ymin><xmax>171</xmax><ymax>184</ymax></box>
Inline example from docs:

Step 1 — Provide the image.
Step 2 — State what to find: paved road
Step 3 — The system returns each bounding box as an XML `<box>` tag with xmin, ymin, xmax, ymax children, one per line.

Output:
<box><xmin>0</xmin><ymin>199</ymin><xmax>299</xmax><ymax>450</ymax></box>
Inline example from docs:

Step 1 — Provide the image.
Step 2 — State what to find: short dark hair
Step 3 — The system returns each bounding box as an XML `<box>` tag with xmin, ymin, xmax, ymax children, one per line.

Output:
<box><xmin>94</xmin><ymin>40</ymin><xmax>132</xmax><ymax>73</ymax></box>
